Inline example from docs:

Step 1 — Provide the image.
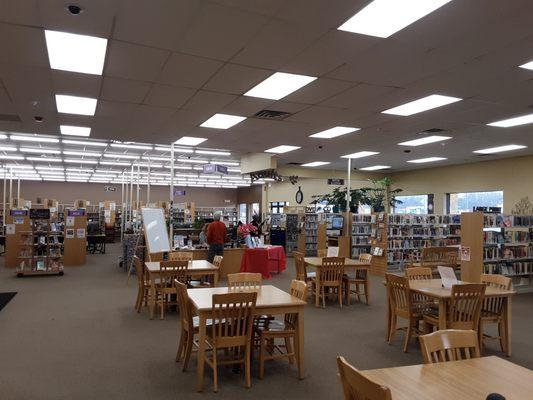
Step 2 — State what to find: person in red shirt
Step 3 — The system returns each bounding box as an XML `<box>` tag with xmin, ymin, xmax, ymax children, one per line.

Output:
<box><xmin>206</xmin><ymin>211</ymin><xmax>227</xmax><ymax>263</ymax></box>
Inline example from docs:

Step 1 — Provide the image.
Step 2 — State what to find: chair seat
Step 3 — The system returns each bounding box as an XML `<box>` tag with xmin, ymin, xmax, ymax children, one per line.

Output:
<box><xmin>255</xmin><ymin>319</ymin><xmax>295</xmax><ymax>334</ymax></box>
<box><xmin>342</xmin><ymin>275</ymin><xmax>366</xmax><ymax>283</ymax></box>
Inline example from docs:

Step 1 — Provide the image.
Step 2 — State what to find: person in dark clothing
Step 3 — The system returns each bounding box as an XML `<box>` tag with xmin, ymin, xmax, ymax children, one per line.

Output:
<box><xmin>206</xmin><ymin>211</ymin><xmax>226</xmax><ymax>263</ymax></box>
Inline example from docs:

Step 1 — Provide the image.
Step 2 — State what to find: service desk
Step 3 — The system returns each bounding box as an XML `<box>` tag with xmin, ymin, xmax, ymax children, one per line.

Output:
<box><xmin>173</xmin><ymin>247</ymin><xmax>244</xmax><ymax>278</ymax></box>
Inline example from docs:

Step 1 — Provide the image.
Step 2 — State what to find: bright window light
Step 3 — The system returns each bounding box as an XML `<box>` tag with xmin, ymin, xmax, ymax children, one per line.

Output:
<box><xmin>0</xmin><ymin>146</ymin><xmax>17</xmax><ymax>151</ymax></box>
<box><xmin>487</xmin><ymin>113</ymin><xmax>533</xmax><ymax>128</ymax></box>
<box><xmin>100</xmin><ymin>161</ymin><xmax>131</xmax><ymax>166</ymax></box>
<box><xmin>110</xmin><ymin>142</ymin><xmax>153</xmax><ymax>150</ymax></box>
<box><xmin>20</xmin><ymin>147</ymin><xmax>61</xmax><ymax>154</ymax></box>
<box><xmin>55</xmin><ymin>94</ymin><xmax>97</xmax><ymax>116</ymax></box>
<box><xmin>64</xmin><ymin>159</ymin><xmax>98</xmax><ymax>164</ymax></box>
<box><xmin>473</xmin><ymin>144</ymin><xmax>527</xmax><ymax>154</ymax></box>
<box><xmin>309</xmin><ymin>126</ymin><xmax>359</xmax><ymax>139</ymax></box>
<box><xmin>11</xmin><ymin>135</ymin><xmax>59</xmax><ymax>143</ymax></box>
<box><xmin>63</xmin><ymin>150</ymin><xmax>102</xmax><ymax>157</ymax></box>
<box><xmin>407</xmin><ymin>157</ymin><xmax>447</xmax><ymax>163</ymax></box>
<box><xmin>26</xmin><ymin>157</ymin><xmax>62</xmax><ymax>162</ymax></box>
<box><xmin>338</xmin><ymin>0</ymin><xmax>454</xmax><ymax>38</ymax></box>
<box><xmin>103</xmin><ymin>153</ymin><xmax>139</xmax><ymax>159</ymax></box>
<box><xmin>62</xmin><ymin>139</ymin><xmax>108</xmax><ymax>147</ymax></box>
<box><xmin>359</xmin><ymin>165</ymin><xmax>391</xmax><ymax>171</ymax></box>
<box><xmin>200</xmin><ymin>114</ymin><xmax>246</xmax><ymax>129</ymax></box>
<box><xmin>244</xmin><ymin>72</ymin><xmax>317</xmax><ymax>100</ymax></box>
<box><xmin>60</xmin><ymin>125</ymin><xmax>91</xmax><ymax>137</ymax></box>
<box><xmin>195</xmin><ymin>150</ymin><xmax>231</xmax><ymax>156</ymax></box>
<box><xmin>265</xmin><ymin>145</ymin><xmax>301</xmax><ymax>154</ymax></box>
<box><xmin>341</xmin><ymin>151</ymin><xmax>379</xmax><ymax>159</ymax></box>
<box><xmin>519</xmin><ymin>60</ymin><xmax>533</xmax><ymax>70</ymax></box>
<box><xmin>0</xmin><ymin>155</ymin><xmax>24</xmax><ymax>160</ymax></box>
<box><xmin>44</xmin><ymin>30</ymin><xmax>108</xmax><ymax>75</ymax></box>
<box><xmin>383</xmin><ymin>94</ymin><xmax>461</xmax><ymax>116</ymax></box>
<box><xmin>174</xmin><ymin>137</ymin><xmax>207</xmax><ymax>146</ymax></box>
<box><xmin>398</xmin><ymin>135</ymin><xmax>452</xmax><ymax>146</ymax></box>
<box><xmin>301</xmin><ymin>161</ymin><xmax>331</xmax><ymax>167</ymax></box>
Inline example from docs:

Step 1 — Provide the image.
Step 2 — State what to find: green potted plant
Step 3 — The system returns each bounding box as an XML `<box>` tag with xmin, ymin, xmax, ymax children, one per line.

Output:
<box><xmin>360</xmin><ymin>177</ymin><xmax>403</xmax><ymax>212</ymax></box>
<box><xmin>312</xmin><ymin>187</ymin><xmax>367</xmax><ymax>213</ymax></box>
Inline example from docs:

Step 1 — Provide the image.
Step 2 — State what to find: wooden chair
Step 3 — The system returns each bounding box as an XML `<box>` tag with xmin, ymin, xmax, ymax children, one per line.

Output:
<box><xmin>315</xmin><ymin>257</ymin><xmax>345</xmax><ymax>308</ymax></box>
<box><xmin>479</xmin><ymin>274</ymin><xmax>512</xmax><ymax>353</ymax></box>
<box><xmin>169</xmin><ymin>251</ymin><xmax>193</xmax><ymax>261</ymax></box>
<box><xmin>337</xmin><ymin>356</ymin><xmax>392</xmax><ymax>400</ymax></box>
<box><xmin>317</xmin><ymin>249</ymin><xmax>327</xmax><ymax>257</ymax></box>
<box><xmin>343</xmin><ymin>253</ymin><xmax>371</xmax><ymax>305</ymax></box>
<box><xmin>293</xmin><ymin>251</ymin><xmax>315</xmax><ymax>286</ymax></box>
<box><xmin>419</xmin><ymin>246</ymin><xmax>459</xmax><ymax>268</ymax></box>
<box><xmin>156</xmin><ymin>260</ymin><xmax>188</xmax><ymax>319</ymax></box>
<box><xmin>204</xmin><ymin>292</ymin><xmax>257</xmax><ymax>392</ymax></box>
<box><xmin>419</xmin><ymin>329</ymin><xmax>480</xmax><ymax>364</ymax></box>
<box><xmin>256</xmin><ymin>280</ymin><xmax>307</xmax><ymax>378</ymax></box>
<box><xmin>227</xmin><ymin>272</ymin><xmax>262</xmax><ymax>290</ymax></box>
<box><xmin>423</xmin><ymin>283</ymin><xmax>486</xmax><ymax>332</ymax></box>
<box><xmin>133</xmin><ymin>255</ymin><xmax>150</xmax><ymax>312</ymax></box>
<box><xmin>386</xmin><ymin>273</ymin><xmax>426</xmax><ymax>352</ymax></box>
<box><xmin>405</xmin><ymin>267</ymin><xmax>432</xmax><ymax>280</ymax></box>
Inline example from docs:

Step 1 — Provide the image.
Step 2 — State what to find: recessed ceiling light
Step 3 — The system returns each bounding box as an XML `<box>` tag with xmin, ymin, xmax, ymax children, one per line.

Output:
<box><xmin>265</xmin><ymin>145</ymin><xmax>301</xmax><ymax>154</ymax></box>
<box><xmin>0</xmin><ymin>155</ymin><xmax>25</xmax><ymax>160</ymax></box>
<box><xmin>36</xmin><ymin>166</ymin><xmax>64</xmax><ymax>171</ymax></box>
<box><xmin>244</xmin><ymin>72</ymin><xmax>317</xmax><ymax>100</ymax></box>
<box><xmin>44</xmin><ymin>30</ymin><xmax>107</xmax><ymax>75</ymax></box>
<box><xmin>200</xmin><ymin>113</ymin><xmax>246</xmax><ymax>129</ymax></box>
<box><xmin>6</xmin><ymin>165</ymin><xmax>33</xmax><ymax>169</ymax></box>
<box><xmin>341</xmin><ymin>151</ymin><xmax>379</xmax><ymax>159</ymax></box>
<box><xmin>0</xmin><ymin>133</ymin><xmax>8</xmax><ymax>139</ymax></box>
<box><xmin>26</xmin><ymin>157</ymin><xmax>62</xmax><ymax>162</ymax></box>
<box><xmin>11</xmin><ymin>135</ymin><xmax>59</xmax><ymax>143</ymax></box>
<box><xmin>55</xmin><ymin>94</ymin><xmax>97</xmax><ymax>116</ymax></box>
<box><xmin>64</xmin><ymin>158</ymin><xmax>98</xmax><ymax>164</ymax></box>
<box><xmin>407</xmin><ymin>157</ymin><xmax>447</xmax><ymax>163</ymax></box>
<box><xmin>382</xmin><ymin>94</ymin><xmax>462</xmax><ymax>116</ymax></box>
<box><xmin>178</xmin><ymin>159</ymin><xmax>209</xmax><ymax>164</ymax></box>
<box><xmin>62</xmin><ymin>139</ymin><xmax>108</xmax><ymax>147</ymax></box>
<box><xmin>301</xmin><ymin>161</ymin><xmax>331</xmax><ymax>167</ymax></box>
<box><xmin>102</xmin><ymin>153</ymin><xmax>139</xmax><ymax>159</ymax></box>
<box><xmin>519</xmin><ymin>60</ymin><xmax>533</xmax><ymax>70</ymax></box>
<box><xmin>309</xmin><ymin>126</ymin><xmax>360</xmax><ymax>139</ymax></box>
<box><xmin>473</xmin><ymin>144</ymin><xmax>527</xmax><ymax>154</ymax></box>
<box><xmin>0</xmin><ymin>146</ymin><xmax>17</xmax><ymax>151</ymax></box>
<box><xmin>60</xmin><ymin>125</ymin><xmax>91</xmax><ymax>137</ymax></box>
<box><xmin>20</xmin><ymin>147</ymin><xmax>61</xmax><ymax>154</ymax></box>
<box><xmin>110</xmin><ymin>142</ymin><xmax>153</xmax><ymax>150</ymax></box>
<box><xmin>99</xmin><ymin>161</ymin><xmax>131</xmax><ymax>166</ymax></box>
<box><xmin>359</xmin><ymin>165</ymin><xmax>391</xmax><ymax>171</ymax></box>
<box><xmin>63</xmin><ymin>150</ymin><xmax>102</xmax><ymax>157</ymax></box>
<box><xmin>195</xmin><ymin>150</ymin><xmax>231</xmax><ymax>156</ymax></box>
<box><xmin>141</xmin><ymin>156</ymin><xmax>170</xmax><ymax>161</ymax></box>
<box><xmin>338</xmin><ymin>0</ymin><xmax>454</xmax><ymax>38</ymax></box>
<box><xmin>174</xmin><ymin>136</ymin><xmax>207</xmax><ymax>146</ymax></box>
<box><xmin>487</xmin><ymin>113</ymin><xmax>533</xmax><ymax>128</ymax></box>
<box><xmin>398</xmin><ymin>135</ymin><xmax>452</xmax><ymax>146</ymax></box>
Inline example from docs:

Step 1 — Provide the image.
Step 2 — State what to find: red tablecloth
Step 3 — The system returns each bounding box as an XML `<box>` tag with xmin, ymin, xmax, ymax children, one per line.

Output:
<box><xmin>239</xmin><ymin>246</ymin><xmax>286</xmax><ymax>279</ymax></box>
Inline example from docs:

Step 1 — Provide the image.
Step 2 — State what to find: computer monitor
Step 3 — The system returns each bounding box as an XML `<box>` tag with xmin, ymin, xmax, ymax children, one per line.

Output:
<box><xmin>331</xmin><ymin>216</ymin><xmax>344</xmax><ymax>229</ymax></box>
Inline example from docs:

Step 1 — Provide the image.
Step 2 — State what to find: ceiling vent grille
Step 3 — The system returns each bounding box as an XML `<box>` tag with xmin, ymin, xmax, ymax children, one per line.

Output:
<box><xmin>422</xmin><ymin>128</ymin><xmax>445</xmax><ymax>133</ymax></box>
<box><xmin>0</xmin><ymin>114</ymin><xmax>21</xmax><ymax>122</ymax></box>
<box><xmin>253</xmin><ymin>109</ymin><xmax>292</xmax><ymax>120</ymax></box>
<box><xmin>286</xmin><ymin>162</ymin><xmax>302</xmax><ymax>165</ymax></box>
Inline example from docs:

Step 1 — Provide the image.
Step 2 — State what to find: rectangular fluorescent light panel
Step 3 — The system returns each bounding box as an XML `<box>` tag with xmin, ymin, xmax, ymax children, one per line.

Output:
<box><xmin>473</xmin><ymin>145</ymin><xmax>527</xmax><ymax>154</ymax></box>
<box><xmin>0</xmin><ymin>155</ymin><xmax>24</xmax><ymax>160</ymax></box>
<box><xmin>20</xmin><ymin>147</ymin><xmax>61</xmax><ymax>154</ymax></box>
<box><xmin>341</xmin><ymin>151</ymin><xmax>379</xmax><ymax>159</ymax></box>
<box><xmin>55</xmin><ymin>94</ymin><xmax>97</xmax><ymax>116</ymax></box>
<box><xmin>11</xmin><ymin>135</ymin><xmax>59</xmax><ymax>143</ymax></box>
<box><xmin>359</xmin><ymin>165</ymin><xmax>391</xmax><ymax>171</ymax></box>
<box><xmin>195</xmin><ymin>150</ymin><xmax>231</xmax><ymax>156</ymax></box>
<box><xmin>62</xmin><ymin>139</ymin><xmax>108</xmax><ymax>147</ymax></box>
<box><xmin>60</xmin><ymin>125</ymin><xmax>91</xmax><ymax>137</ymax></box>
<box><xmin>110</xmin><ymin>143</ymin><xmax>153</xmax><ymax>150</ymax></box>
<box><xmin>398</xmin><ymin>135</ymin><xmax>452</xmax><ymax>146</ymax></box>
<box><xmin>338</xmin><ymin>0</ymin><xmax>454</xmax><ymax>38</ymax></box>
<box><xmin>102</xmin><ymin>154</ymin><xmax>139</xmax><ymax>159</ymax></box>
<box><xmin>63</xmin><ymin>150</ymin><xmax>101</xmax><ymax>157</ymax></box>
<box><xmin>309</xmin><ymin>126</ymin><xmax>359</xmax><ymax>139</ymax></box>
<box><xmin>26</xmin><ymin>157</ymin><xmax>62</xmax><ymax>162</ymax></box>
<box><xmin>244</xmin><ymin>72</ymin><xmax>317</xmax><ymax>100</ymax></box>
<box><xmin>0</xmin><ymin>146</ymin><xmax>17</xmax><ymax>151</ymax></box>
<box><xmin>265</xmin><ymin>145</ymin><xmax>301</xmax><ymax>154</ymax></box>
<box><xmin>301</xmin><ymin>161</ymin><xmax>331</xmax><ymax>167</ymax></box>
<box><xmin>487</xmin><ymin>113</ymin><xmax>533</xmax><ymax>128</ymax></box>
<box><xmin>64</xmin><ymin>159</ymin><xmax>98</xmax><ymax>164</ymax></box>
<box><xmin>382</xmin><ymin>94</ymin><xmax>462</xmax><ymax>116</ymax></box>
<box><xmin>408</xmin><ymin>157</ymin><xmax>447</xmax><ymax>163</ymax></box>
<box><xmin>99</xmin><ymin>161</ymin><xmax>131</xmax><ymax>166</ymax></box>
<box><xmin>519</xmin><ymin>60</ymin><xmax>533</xmax><ymax>70</ymax></box>
<box><xmin>45</xmin><ymin>30</ymin><xmax>107</xmax><ymax>75</ymax></box>
<box><xmin>174</xmin><ymin>137</ymin><xmax>207</xmax><ymax>146</ymax></box>
<box><xmin>200</xmin><ymin>114</ymin><xmax>246</xmax><ymax>129</ymax></box>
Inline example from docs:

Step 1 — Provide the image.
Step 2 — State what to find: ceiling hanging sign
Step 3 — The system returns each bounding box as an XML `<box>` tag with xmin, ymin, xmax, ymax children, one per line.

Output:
<box><xmin>104</xmin><ymin>186</ymin><xmax>117</xmax><ymax>192</ymax></box>
<box><xmin>328</xmin><ymin>178</ymin><xmax>345</xmax><ymax>185</ymax></box>
<box><xmin>173</xmin><ymin>189</ymin><xmax>186</xmax><ymax>196</ymax></box>
<box><xmin>203</xmin><ymin>164</ymin><xmax>228</xmax><ymax>175</ymax></box>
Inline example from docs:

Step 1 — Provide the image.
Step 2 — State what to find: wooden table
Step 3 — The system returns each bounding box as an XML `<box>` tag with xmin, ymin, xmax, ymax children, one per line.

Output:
<box><xmin>363</xmin><ymin>356</ymin><xmax>533</xmax><ymax>400</ymax></box>
<box><xmin>187</xmin><ymin>285</ymin><xmax>307</xmax><ymax>391</ymax></box>
<box><xmin>145</xmin><ymin>260</ymin><xmax>219</xmax><ymax>319</ymax></box>
<box><xmin>304</xmin><ymin>257</ymin><xmax>370</xmax><ymax>307</ymax></box>
<box><xmin>386</xmin><ymin>278</ymin><xmax>515</xmax><ymax>355</ymax></box>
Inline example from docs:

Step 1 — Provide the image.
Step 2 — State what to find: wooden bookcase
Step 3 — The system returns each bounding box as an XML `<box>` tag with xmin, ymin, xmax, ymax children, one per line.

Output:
<box><xmin>298</xmin><ymin>213</ymin><xmax>327</xmax><ymax>256</ymax></box>
<box><xmin>63</xmin><ymin>209</ymin><xmax>87</xmax><ymax>266</ymax></box>
<box><xmin>5</xmin><ymin>209</ymin><xmax>30</xmax><ymax>268</ymax></box>
<box><xmin>369</xmin><ymin>212</ymin><xmax>388</xmax><ymax>276</ymax></box>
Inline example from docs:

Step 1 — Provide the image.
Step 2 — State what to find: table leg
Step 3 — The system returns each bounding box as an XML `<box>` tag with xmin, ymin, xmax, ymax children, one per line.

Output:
<box><xmin>438</xmin><ymin>299</ymin><xmax>447</xmax><ymax>330</ymax></box>
<box><xmin>214</xmin><ymin>271</ymin><xmax>219</xmax><ymax>287</ymax></box>
<box><xmin>504</xmin><ymin>296</ymin><xmax>512</xmax><ymax>356</ymax></box>
<box><xmin>386</xmin><ymin>287</ymin><xmax>391</xmax><ymax>341</ymax></box>
<box><xmin>149</xmin><ymin>273</ymin><xmax>156</xmax><ymax>320</ymax></box>
<box><xmin>296</xmin><ymin>308</ymin><xmax>305</xmax><ymax>379</ymax></box>
<box><xmin>196</xmin><ymin>313</ymin><xmax>207</xmax><ymax>392</ymax></box>
<box><xmin>315</xmin><ymin>276</ymin><xmax>320</xmax><ymax>308</ymax></box>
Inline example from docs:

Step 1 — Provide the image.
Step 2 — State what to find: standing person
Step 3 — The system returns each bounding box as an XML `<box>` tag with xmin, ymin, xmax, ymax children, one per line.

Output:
<box><xmin>206</xmin><ymin>211</ymin><xmax>227</xmax><ymax>263</ymax></box>
<box><xmin>198</xmin><ymin>223</ymin><xmax>208</xmax><ymax>246</ymax></box>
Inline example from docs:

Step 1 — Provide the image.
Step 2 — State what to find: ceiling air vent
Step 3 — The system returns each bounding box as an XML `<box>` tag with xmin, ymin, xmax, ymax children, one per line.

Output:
<box><xmin>0</xmin><ymin>114</ymin><xmax>21</xmax><ymax>122</ymax></box>
<box><xmin>286</xmin><ymin>162</ymin><xmax>302</xmax><ymax>166</ymax></box>
<box><xmin>421</xmin><ymin>128</ymin><xmax>445</xmax><ymax>133</ymax></box>
<box><xmin>253</xmin><ymin>109</ymin><xmax>292</xmax><ymax>120</ymax></box>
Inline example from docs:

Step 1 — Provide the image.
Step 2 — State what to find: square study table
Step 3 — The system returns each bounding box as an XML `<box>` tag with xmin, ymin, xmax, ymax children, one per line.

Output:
<box><xmin>304</xmin><ymin>257</ymin><xmax>371</xmax><ymax>307</ymax></box>
<box><xmin>187</xmin><ymin>285</ymin><xmax>307</xmax><ymax>392</ymax></box>
<box><xmin>144</xmin><ymin>260</ymin><xmax>219</xmax><ymax>319</ymax></box>
<box><xmin>362</xmin><ymin>356</ymin><xmax>533</xmax><ymax>400</ymax></box>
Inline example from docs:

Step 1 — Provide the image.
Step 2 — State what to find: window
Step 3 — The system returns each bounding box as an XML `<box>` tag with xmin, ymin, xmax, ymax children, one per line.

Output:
<box><xmin>448</xmin><ymin>190</ymin><xmax>503</xmax><ymax>214</ymax></box>
<box><xmin>394</xmin><ymin>195</ymin><xmax>429</xmax><ymax>214</ymax></box>
<box><xmin>269</xmin><ymin>201</ymin><xmax>289</xmax><ymax>214</ymax></box>
<box><xmin>238</xmin><ymin>203</ymin><xmax>247</xmax><ymax>223</ymax></box>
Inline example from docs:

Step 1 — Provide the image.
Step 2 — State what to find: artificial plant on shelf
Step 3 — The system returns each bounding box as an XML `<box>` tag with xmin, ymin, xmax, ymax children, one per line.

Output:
<box><xmin>359</xmin><ymin>177</ymin><xmax>403</xmax><ymax>212</ymax></box>
<box><xmin>311</xmin><ymin>187</ymin><xmax>367</xmax><ymax>213</ymax></box>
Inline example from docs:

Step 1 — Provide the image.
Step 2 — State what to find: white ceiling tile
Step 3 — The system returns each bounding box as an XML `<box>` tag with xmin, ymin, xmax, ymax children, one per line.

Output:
<box><xmin>100</xmin><ymin>77</ymin><xmax>151</xmax><ymax>103</ymax></box>
<box><xmin>182</xmin><ymin>90</ymin><xmax>237</xmax><ymax>118</ymax></box>
<box><xmin>0</xmin><ymin>24</ymin><xmax>48</xmax><ymax>67</ymax></box>
<box><xmin>51</xmin><ymin>70</ymin><xmax>101</xmax><ymax>98</ymax></box>
<box><xmin>143</xmin><ymin>84</ymin><xmax>196</xmax><ymax>108</ymax></box>
<box><xmin>203</xmin><ymin>64</ymin><xmax>271</xmax><ymax>94</ymax></box>
<box><xmin>156</xmin><ymin>53</ymin><xmax>223</xmax><ymax>89</ymax></box>
<box><xmin>284</xmin><ymin>78</ymin><xmax>355</xmax><ymax>105</ymax></box>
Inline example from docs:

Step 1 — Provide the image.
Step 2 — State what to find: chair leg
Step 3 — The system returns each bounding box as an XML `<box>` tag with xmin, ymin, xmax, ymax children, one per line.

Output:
<box><xmin>338</xmin><ymin>284</ymin><xmax>342</xmax><ymax>308</ymax></box>
<box><xmin>403</xmin><ymin>323</ymin><xmax>411</xmax><ymax>353</ymax></box>
<box><xmin>245</xmin><ymin>343</ymin><xmax>252</xmax><ymax>389</ymax></box>
<box><xmin>259</xmin><ymin>336</ymin><xmax>265</xmax><ymax>379</ymax></box>
<box><xmin>176</xmin><ymin>329</ymin><xmax>186</xmax><ymax>362</ymax></box>
<box><xmin>182</xmin><ymin>332</ymin><xmax>194</xmax><ymax>372</ymax></box>
<box><xmin>478</xmin><ymin>320</ymin><xmax>484</xmax><ymax>353</ymax></box>
<box><xmin>498</xmin><ymin>320</ymin><xmax>506</xmax><ymax>353</ymax></box>
<box><xmin>364</xmin><ymin>281</ymin><xmax>370</xmax><ymax>305</ymax></box>
<box><xmin>212</xmin><ymin>349</ymin><xmax>218</xmax><ymax>393</ymax></box>
<box><xmin>344</xmin><ymin>281</ymin><xmax>350</xmax><ymax>305</ymax></box>
<box><xmin>321</xmin><ymin>287</ymin><xmax>325</xmax><ymax>309</ymax></box>
<box><xmin>135</xmin><ymin>287</ymin><xmax>142</xmax><ymax>311</ymax></box>
<box><xmin>388</xmin><ymin>315</ymin><xmax>397</xmax><ymax>343</ymax></box>
<box><xmin>285</xmin><ymin>336</ymin><xmax>295</xmax><ymax>364</ymax></box>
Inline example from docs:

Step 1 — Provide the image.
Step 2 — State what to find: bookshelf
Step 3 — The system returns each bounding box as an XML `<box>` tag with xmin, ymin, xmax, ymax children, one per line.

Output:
<box><xmin>5</xmin><ymin>209</ymin><xmax>31</xmax><ymax>268</ymax></box>
<box><xmin>196</xmin><ymin>206</ymin><xmax>238</xmax><ymax>224</ymax></box>
<box><xmin>298</xmin><ymin>213</ymin><xmax>327</xmax><ymax>256</ymax></box>
<box><xmin>63</xmin><ymin>209</ymin><xmax>87</xmax><ymax>266</ymax></box>
<box><xmin>369</xmin><ymin>212</ymin><xmax>388</xmax><ymax>276</ymax></box>
<box><xmin>351</xmin><ymin>214</ymin><xmax>374</xmax><ymax>258</ymax></box>
<box><xmin>285</xmin><ymin>213</ymin><xmax>300</xmax><ymax>255</ymax></box>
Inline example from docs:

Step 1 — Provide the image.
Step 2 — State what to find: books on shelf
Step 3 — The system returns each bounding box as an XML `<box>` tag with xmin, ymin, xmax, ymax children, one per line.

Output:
<box><xmin>351</xmin><ymin>214</ymin><xmax>374</xmax><ymax>258</ymax></box>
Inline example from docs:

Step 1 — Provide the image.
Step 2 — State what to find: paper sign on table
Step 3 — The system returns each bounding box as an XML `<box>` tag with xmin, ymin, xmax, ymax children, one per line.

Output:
<box><xmin>438</xmin><ymin>266</ymin><xmax>458</xmax><ymax>289</ymax></box>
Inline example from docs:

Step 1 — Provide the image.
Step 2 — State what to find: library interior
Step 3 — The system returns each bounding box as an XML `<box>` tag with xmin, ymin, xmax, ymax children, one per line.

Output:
<box><xmin>1</xmin><ymin>1</ymin><xmax>533</xmax><ymax>399</ymax></box>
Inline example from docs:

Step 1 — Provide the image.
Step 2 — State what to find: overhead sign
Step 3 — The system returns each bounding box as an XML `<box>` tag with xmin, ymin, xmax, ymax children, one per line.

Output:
<box><xmin>30</xmin><ymin>208</ymin><xmax>50</xmax><ymax>220</ymax></box>
<box><xmin>104</xmin><ymin>186</ymin><xmax>117</xmax><ymax>192</ymax></box>
<box><xmin>68</xmin><ymin>209</ymin><xmax>86</xmax><ymax>217</ymax></box>
<box><xmin>203</xmin><ymin>164</ymin><xmax>228</xmax><ymax>175</ymax></box>
<box><xmin>173</xmin><ymin>189</ymin><xmax>186</xmax><ymax>196</ymax></box>
<box><xmin>328</xmin><ymin>178</ymin><xmax>345</xmax><ymax>185</ymax></box>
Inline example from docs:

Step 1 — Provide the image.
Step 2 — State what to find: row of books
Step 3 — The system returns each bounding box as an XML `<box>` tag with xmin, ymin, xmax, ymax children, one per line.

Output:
<box><xmin>352</xmin><ymin>215</ymin><xmax>376</xmax><ymax>224</ymax></box>
<box><xmin>484</xmin><ymin>230</ymin><xmax>531</xmax><ymax>244</ymax></box>
<box><xmin>352</xmin><ymin>225</ymin><xmax>372</xmax><ymax>235</ymax></box>
<box><xmin>388</xmin><ymin>238</ymin><xmax>460</xmax><ymax>250</ymax></box>
<box><xmin>388</xmin><ymin>226</ymin><xmax>461</xmax><ymax>237</ymax></box>
<box><xmin>484</xmin><ymin>246</ymin><xmax>533</xmax><ymax>261</ymax></box>
<box><xmin>484</xmin><ymin>214</ymin><xmax>533</xmax><ymax>227</ymax></box>
<box><xmin>388</xmin><ymin>214</ymin><xmax>460</xmax><ymax>225</ymax></box>
<box><xmin>19</xmin><ymin>248</ymin><xmax>62</xmax><ymax>257</ymax></box>
<box><xmin>484</xmin><ymin>262</ymin><xmax>533</xmax><ymax>276</ymax></box>
<box><xmin>351</xmin><ymin>247</ymin><xmax>370</xmax><ymax>257</ymax></box>
<box><xmin>352</xmin><ymin>236</ymin><xmax>371</xmax><ymax>245</ymax></box>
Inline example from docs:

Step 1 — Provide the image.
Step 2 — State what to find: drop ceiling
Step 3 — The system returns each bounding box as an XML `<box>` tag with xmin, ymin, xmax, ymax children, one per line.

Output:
<box><xmin>1</xmin><ymin>0</ymin><xmax>533</xmax><ymax>173</ymax></box>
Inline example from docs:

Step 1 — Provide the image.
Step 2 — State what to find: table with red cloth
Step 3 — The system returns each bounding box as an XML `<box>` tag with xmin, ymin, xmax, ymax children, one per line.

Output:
<box><xmin>239</xmin><ymin>245</ymin><xmax>286</xmax><ymax>279</ymax></box>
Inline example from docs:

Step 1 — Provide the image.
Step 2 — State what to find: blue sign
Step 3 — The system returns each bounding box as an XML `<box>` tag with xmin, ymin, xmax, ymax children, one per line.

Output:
<box><xmin>68</xmin><ymin>209</ymin><xmax>86</xmax><ymax>217</ymax></box>
<box><xmin>202</xmin><ymin>164</ymin><xmax>228</xmax><ymax>175</ymax></box>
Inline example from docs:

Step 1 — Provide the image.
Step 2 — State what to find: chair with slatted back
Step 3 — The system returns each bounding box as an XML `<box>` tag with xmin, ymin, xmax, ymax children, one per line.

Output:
<box><xmin>315</xmin><ymin>257</ymin><xmax>345</xmax><ymax>308</ymax></box>
<box><xmin>386</xmin><ymin>273</ymin><xmax>426</xmax><ymax>352</ymax></box>
<box><xmin>479</xmin><ymin>274</ymin><xmax>512</xmax><ymax>353</ymax></box>
<box><xmin>343</xmin><ymin>253</ymin><xmax>371</xmax><ymax>305</ymax></box>
<box><xmin>419</xmin><ymin>329</ymin><xmax>480</xmax><ymax>364</ymax></box>
<box><xmin>133</xmin><ymin>255</ymin><xmax>150</xmax><ymax>312</ymax></box>
<box><xmin>405</xmin><ymin>267</ymin><xmax>432</xmax><ymax>280</ymax></box>
<box><xmin>156</xmin><ymin>260</ymin><xmax>189</xmax><ymax>319</ymax></box>
<box><xmin>227</xmin><ymin>272</ymin><xmax>262</xmax><ymax>290</ymax></box>
<box><xmin>317</xmin><ymin>249</ymin><xmax>327</xmax><ymax>257</ymax></box>
<box><xmin>204</xmin><ymin>292</ymin><xmax>257</xmax><ymax>392</ymax></box>
<box><xmin>293</xmin><ymin>251</ymin><xmax>315</xmax><ymax>289</ymax></box>
<box><xmin>256</xmin><ymin>280</ymin><xmax>307</xmax><ymax>379</ymax></box>
<box><xmin>169</xmin><ymin>251</ymin><xmax>193</xmax><ymax>261</ymax></box>
<box><xmin>420</xmin><ymin>246</ymin><xmax>459</xmax><ymax>269</ymax></box>
<box><xmin>337</xmin><ymin>356</ymin><xmax>392</xmax><ymax>400</ymax></box>
<box><xmin>423</xmin><ymin>283</ymin><xmax>486</xmax><ymax>332</ymax></box>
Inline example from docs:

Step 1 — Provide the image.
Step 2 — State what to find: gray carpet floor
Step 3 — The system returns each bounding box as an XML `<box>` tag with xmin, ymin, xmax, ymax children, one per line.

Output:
<box><xmin>1</xmin><ymin>243</ymin><xmax>532</xmax><ymax>399</ymax></box>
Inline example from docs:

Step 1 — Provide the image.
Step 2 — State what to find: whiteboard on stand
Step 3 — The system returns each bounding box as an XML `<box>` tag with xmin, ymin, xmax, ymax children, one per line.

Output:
<box><xmin>141</xmin><ymin>207</ymin><xmax>171</xmax><ymax>254</ymax></box>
